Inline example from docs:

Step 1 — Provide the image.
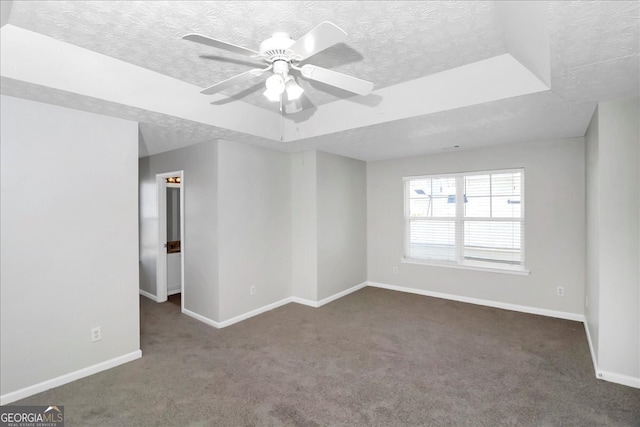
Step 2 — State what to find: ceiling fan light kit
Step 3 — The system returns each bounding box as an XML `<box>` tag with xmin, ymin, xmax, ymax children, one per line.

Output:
<box><xmin>265</xmin><ymin>73</ymin><xmax>286</xmax><ymax>94</ymax></box>
<box><xmin>183</xmin><ymin>21</ymin><xmax>374</xmax><ymax>112</ymax></box>
<box><xmin>285</xmin><ymin>77</ymin><xmax>304</xmax><ymax>101</ymax></box>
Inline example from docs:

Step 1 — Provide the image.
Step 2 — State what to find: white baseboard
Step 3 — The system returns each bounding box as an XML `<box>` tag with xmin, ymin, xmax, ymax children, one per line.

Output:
<box><xmin>167</xmin><ymin>289</ymin><xmax>181</xmax><ymax>296</ymax></box>
<box><xmin>596</xmin><ymin>369</ymin><xmax>640</xmax><ymax>389</ymax></box>
<box><xmin>291</xmin><ymin>296</ymin><xmax>317</xmax><ymax>307</ymax></box>
<box><xmin>182</xmin><ymin>297</ymin><xmax>294</xmax><ymax>329</ymax></box>
<box><xmin>367</xmin><ymin>281</ymin><xmax>585</xmax><ymax>322</ymax></box>
<box><xmin>182</xmin><ymin>308</ymin><xmax>221</xmax><ymax>328</ymax></box>
<box><xmin>139</xmin><ymin>289</ymin><xmax>158</xmax><ymax>302</ymax></box>
<box><xmin>583</xmin><ymin>321</ymin><xmax>598</xmax><ymax>375</ymax></box>
<box><xmin>183</xmin><ymin>282</ymin><xmax>367</xmax><ymax>329</ymax></box>
<box><xmin>291</xmin><ymin>282</ymin><xmax>367</xmax><ymax>308</ymax></box>
<box><xmin>317</xmin><ymin>282</ymin><xmax>367</xmax><ymax>307</ymax></box>
<box><xmin>217</xmin><ymin>297</ymin><xmax>293</xmax><ymax>328</ymax></box>
<box><xmin>0</xmin><ymin>350</ymin><xmax>142</xmax><ymax>405</ymax></box>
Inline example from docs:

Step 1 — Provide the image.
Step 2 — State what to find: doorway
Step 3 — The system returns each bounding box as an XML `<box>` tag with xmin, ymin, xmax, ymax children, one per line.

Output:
<box><xmin>156</xmin><ymin>171</ymin><xmax>184</xmax><ymax>311</ymax></box>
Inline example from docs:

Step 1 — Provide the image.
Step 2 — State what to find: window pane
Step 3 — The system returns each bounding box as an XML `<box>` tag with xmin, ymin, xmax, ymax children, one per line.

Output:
<box><xmin>465</xmin><ymin>174</ymin><xmax>490</xmax><ymax>196</ymax></box>
<box><xmin>466</xmin><ymin>195</ymin><xmax>490</xmax><ymax>217</ymax></box>
<box><xmin>409</xmin><ymin>177</ymin><xmax>455</xmax><ymax>217</ymax></box>
<box><xmin>465</xmin><ymin>175</ymin><xmax>490</xmax><ymax>217</ymax></box>
<box><xmin>409</xmin><ymin>220</ymin><xmax>456</xmax><ymax>261</ymax></box>
<box><xmin>464</xmin><ymin>221</ymin><xmax>522</xmax><ymax>264</ymax></box>
<box><xmin>409</xmin><ymin>179</ymin><xmax>430</xmax><ymax>198</ymax></box>
<box><xmin>492</xmin><ymin>172</ymin><xmax>521</xmax><ymax>196</ymax></box>
<box><xmin>492</xmin><ymin>172</ymin><xmax>521</xmax><ymax>218</ymax></box>
<box><xmin>492</xmin><ymin>196</ymin><xmax>521</xmax><ymax>218</ymax></box>
<box><xmin>409</xmin><ymin>198</ymin><xmax>430</xmax><ymax>217</ymax></box>
<box><xmin>465</xmin><ymin>172</ymin><xmax>522</xmax><ymax>218</ymax></box>
<box><xmin>431</xmin><ymin>195</ymin><xmax>455</xmax><ymax>217</ymax></box>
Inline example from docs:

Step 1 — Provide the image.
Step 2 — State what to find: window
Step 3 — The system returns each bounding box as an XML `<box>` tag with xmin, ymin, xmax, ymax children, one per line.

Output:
<box><xmin>404</xmin><ymin>169</ymin><xmax>526</xmax><ymax>273</ymax></box>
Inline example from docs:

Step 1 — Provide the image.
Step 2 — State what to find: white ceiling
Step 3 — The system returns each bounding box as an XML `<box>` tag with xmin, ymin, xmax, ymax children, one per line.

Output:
<box><xmin>1</xmin><ymin>1</ymin><xmax>638</xmax><ymax>161</ymax></box>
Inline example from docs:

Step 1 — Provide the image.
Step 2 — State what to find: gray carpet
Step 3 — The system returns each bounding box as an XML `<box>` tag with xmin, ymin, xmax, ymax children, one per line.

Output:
<box><xmin>10</xmin><ymin>287</ymin><xmax>640</xmax><ymax>426</ymax></box>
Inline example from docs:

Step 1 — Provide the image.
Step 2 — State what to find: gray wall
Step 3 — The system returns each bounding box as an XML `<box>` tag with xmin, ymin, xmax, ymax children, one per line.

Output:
<box><xmin>217</xmin><ymin>140</ymin><xmax>292</xmax><ymax>320</ymax></box>
<box><xmin>290</xmin><ymin>150</ymin><xmax>367</xmax><ymax>303</ymax></box>
<box><xmin>139</xmin><ymin>141</ymin><xmax>218</xmax><ymax>321</ymax></box>
<box><xmin>367</xmin><ymin>139</ymin><xmax>586</xmax><ymax>315</ymax></box>
<box><xmin>1</xmin><ymin>95</ymin><xmax>140</xmax><ymax>397</ymax></box>
<box><xmin>586</xmin><ymin>97</ymin><xmax>639</xmax><ymax>383</ymax></box>
<box><xmin>291</xmin><ymin>151</ymin><xmax>318</xmax><ymax>301</ymax></box>
<box><xmin>316</xmin><ymin>151</ymin><xmax>368</xmax><ymax>300</ymax></box>
<box><xmin>585</xmin><ymin>108</ymin><xmax>600</xmax><ymax>362</ymax></box>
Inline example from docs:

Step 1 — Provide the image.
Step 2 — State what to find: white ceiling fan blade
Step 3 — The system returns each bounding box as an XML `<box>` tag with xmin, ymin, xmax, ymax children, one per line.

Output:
<box><xmin>200</xmin><ymin>68</ymin><xmax>269</xmax><ymax>95</ymax></box>
<box><xmin>288</xmin><ymin>21</ymin><xmax>347</xmax><ymax>62</ymax></box>
<box><xmin>299</xmin><ymin>64</ymin><xmax>374</xmax><ymax>96</ymax></box>
<box><xmin>183</xmin><ymin>33</ymin><xmax>259</xmax><ymax>57</ymax></box>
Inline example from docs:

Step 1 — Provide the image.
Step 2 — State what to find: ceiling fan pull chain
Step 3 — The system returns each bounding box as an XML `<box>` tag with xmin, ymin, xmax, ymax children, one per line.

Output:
<box><xmin>280</xmin><ymin>96</ymin><xmax>284</xmax><ymax>141</ymax></box>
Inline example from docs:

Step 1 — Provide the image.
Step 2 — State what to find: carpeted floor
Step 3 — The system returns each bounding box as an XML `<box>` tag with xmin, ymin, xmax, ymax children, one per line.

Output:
<box><xmin>10</xmin><ymin>287</ymin><xmax>640</xmax><ymax>426</ymax></box>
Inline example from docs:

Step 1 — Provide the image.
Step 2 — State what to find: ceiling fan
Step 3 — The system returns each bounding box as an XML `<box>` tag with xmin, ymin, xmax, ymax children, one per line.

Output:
<box><xmin>182</xmin><ymin>21</ymin><xmax>374</xmax><ymax>113</ymax></box>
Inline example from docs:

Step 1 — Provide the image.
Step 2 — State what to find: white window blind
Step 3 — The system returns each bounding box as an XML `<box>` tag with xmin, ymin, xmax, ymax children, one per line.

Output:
<box><xmin>404</xmin><ymin>169</ymin><xmax>525</xmax><ymax>272</ymax></box>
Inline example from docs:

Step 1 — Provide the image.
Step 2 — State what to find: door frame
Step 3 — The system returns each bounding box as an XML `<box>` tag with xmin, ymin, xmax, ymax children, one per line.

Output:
<box><xmin>155</xmin><ymin>170</ymin><xmax>185</xmax><ymax>309</ymax></box>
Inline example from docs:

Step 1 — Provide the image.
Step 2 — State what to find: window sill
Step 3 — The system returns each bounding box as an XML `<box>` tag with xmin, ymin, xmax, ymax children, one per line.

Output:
<box><xmin>401</xmin><ymin>257</ymin><xmax>531</xmax><ymax>276</ymax></box>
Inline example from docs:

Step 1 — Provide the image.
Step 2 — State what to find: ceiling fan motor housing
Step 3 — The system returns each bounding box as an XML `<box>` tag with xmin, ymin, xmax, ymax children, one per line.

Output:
<box><xmin>259</xmin><ymin>32</ymin><xmax>296</xmax><ymax>62</ymax></box>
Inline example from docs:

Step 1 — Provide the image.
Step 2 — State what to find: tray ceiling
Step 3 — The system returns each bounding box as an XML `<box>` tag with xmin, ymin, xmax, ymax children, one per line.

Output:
<box><xmin>7</xmin><ymin>1</ymin><xmax>506</xmax><ymax>109</ymax></box>
<box><xmin>1</xmin><ymin>1</ymin><xmax>638</xmax><ymax>160</ymax></box>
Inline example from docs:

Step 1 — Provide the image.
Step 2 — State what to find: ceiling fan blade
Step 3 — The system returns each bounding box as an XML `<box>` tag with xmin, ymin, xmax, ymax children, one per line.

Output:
<box><xmin>183</xmin><ymin>33</ymin><xmax>259</xmax><ymax>57</ymax></box>
<box><xmin>200</xmin><ymin>68</ymin><xmax>269</xmax><ymax>95</ymax></box>
<box><xmin>298</xmin><ymin>64</ymin><xmax>373</xmax><ymax>96</ymax></box>
<box><xmin>288</xmin><ymin>21</ymin><xmax>347</xmax><ymax>62</ymax></box>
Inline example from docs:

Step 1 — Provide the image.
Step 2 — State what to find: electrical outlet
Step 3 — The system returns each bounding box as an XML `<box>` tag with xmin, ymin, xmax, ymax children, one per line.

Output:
<box><xmin>393</xmin><ymin>266</ymin><xmax>398</xmax><ymax>274</ymax></box>
<box><xmin>91</xmin><ymin>326</ymin><xmax>102</xmax><ymax>342</ymax></box>
<box><xmin>556</xmin><ymin>286</ymin><xmax>564</xmax><ymax>297</ymax></box>
<box><xmin>250</xmin><ymin>286</ymin><xmax>256</xmax><ymax>296</ymax></box>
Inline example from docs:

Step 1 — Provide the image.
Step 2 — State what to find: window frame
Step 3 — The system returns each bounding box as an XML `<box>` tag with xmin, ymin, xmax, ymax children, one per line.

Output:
<box><xmin>403</xmin><ymin>168</ymin><xmax>529</xmax><ymax>275</ymax></box>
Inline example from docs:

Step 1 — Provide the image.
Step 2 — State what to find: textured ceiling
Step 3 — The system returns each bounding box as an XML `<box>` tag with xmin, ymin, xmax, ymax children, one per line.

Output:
<box><xmin>1</xmin><ymin>1</ymin><xmax>639</xmax><ymax>161</ymax></box>
<box><xmin>6</xmin><ymin>1</ymin><xmax>506</xmax><ymax>110</ymax></box>
<box><xmin>548</xmin><ymin>0</ymin><xmax>640</xmax><ymax>103</ymax></box>
<box><xmin>0</xmin><ymin>76</ymin><xmax>280</xmax><ymax>157</ymax></box>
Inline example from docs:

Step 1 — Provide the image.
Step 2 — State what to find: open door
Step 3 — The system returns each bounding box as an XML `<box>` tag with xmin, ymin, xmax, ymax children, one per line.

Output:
<box><xmin>156</xmin><ymin>171</ymin><xmax>184</xmax><ymax>307</ymax></box>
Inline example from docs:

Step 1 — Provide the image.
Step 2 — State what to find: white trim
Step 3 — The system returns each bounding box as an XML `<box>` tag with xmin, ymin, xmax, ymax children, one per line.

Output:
<box><xmin>596</xmin><ymin>369</ymin><xmax>640</xmax><ymax>389</ymax></box>
<box><xmin>139</xmin><ymin>289</ymin><xmax>158</xmax><ymax>302</ymax></box>
<box><xmin>0</xmin><ymin>350</ymin><xmax>142</xmax><ymax>405</ymax></box>
<box><xmin>291</xmin><ymin>296</ymin><xmax>318</xmax><ymax>308</ymax></box>
<box><xmin>367</xmin><ymin>281</ymin><xmax>584</xmax><ymax>322</ymax></box>
<box><xmin>404</xmin><ymin>167</ymin><xmax>525</xmax><ymax>181</ymax></box>
<box><xmin>291</xmin><ymin>282</ymin><xmax>367</xmax><ymax>308</ymax></box>
<box><xmin>401</xmin><ymin>257</ymin><xmax>530</xmax><ymax>276</ymax></box>
<box><xmin>155</xmin><ymin>170</ymin><xmax>184</xmax><ymax>306</ymax></box>
<box><xmin>583</xmin><ymin>321</ymin><xmax>598</xmax><ymax>375</ymax></box>
<box><xmin>182</xmin><ymin>298</ymin><xmax>294</xmax><ymax>330</ymax></box>
<box><xmin>167</xmin><ymin>289</ymin><xmax>181</xmax><ymax>296</ymax></box>
<box><xmin>316</xmin><ymin>282</ymin><xmax>367</xmax><ymax>307</ymax></box>
<box><xmin>182</xmin><ymin>308</ymin><xmax>221</xmax><ymax>328</ymax></box>
<box><xmin>180</xmin><ymin>171</ymin><xmax>185</xmax><ymax>313</ymax></box>
<box><xmin>155</xmin><ymin>174</ymin><xmax>168</xmax><ymax>303</ymax></box>
<box><xmin>182</xmin><ymin>283</ymin><xmax>368</xmax><ymax>329</ymax></box>
<box><xmin>217</xmin><ymin>298</ymin><xmax>293</xmax><ymax>328</ymax></box>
